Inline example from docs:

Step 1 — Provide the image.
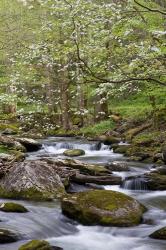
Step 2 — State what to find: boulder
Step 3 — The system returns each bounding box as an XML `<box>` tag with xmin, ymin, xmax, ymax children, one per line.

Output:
<box><xmin>0</xmin><ymin>228</ymin><xmax>18</xmax><ymax>243</ymax></box>
<box><xmin>71</xmin><ymin>173</ymin><xmax>122</xmax><ymax>185</ymax></box>
<box><xmin>0</xmin><ymin>160</ymin><xmax>65</xmax><ymax>200</ymax></box>
<box><xmin>144</xmin><ymin>172</ymin><xmax>166</xmax><ymax>190</ymax></box>
<box><xmin>106</xmin><ymin>161</ymin><xmax>130</xmax><ymax>172</ymax></box>
<box><xmin>0</xmin><ymin>153</ymin><xmax>12</xmax><ymax>161</ymax></box>
<box><xmin>151</xmin><ymin>166</ymin><xmax>166</xmax><ymax>175</ymax></box>
<box><xmin>0</xmin><ymin>202</ymin><xmax>28</xmax><ymax>213</ymax></box>
<box><xmin>16</xmin><ymin>138</ymin><xmax>42</xmax><ymax>152</ymax></box>
<box><xmin>63</xmin><ymin>149</ymin><xmax>85</xmax><ymax>157</ymax></box>
<box><xmin>18</xmin><ymin>240</ymin><xmax>63</xmax><ymax>250</ymax></box>
<box><xmin>0</xmin><ymin>136</ymin><xmax>26</xmax><ymax>152</ymax></box>
<box><xmin>113</xmin><ymin>145</ymin><xmax>131</xmax><ymax>154</ymax></box>
<box><xmin>61</xmin><ymin>190</ymin><xmax>146</xmax><ymax>227</ymax></box>
<box><xmin>150</xmin><ymin>227</ymin><xmax>166</xmax><ymax>240</ymax></box>
<box><xmin>97</xmin><ymin>135</ymin><xmax>121</xmax><ymax>145</ymax></box>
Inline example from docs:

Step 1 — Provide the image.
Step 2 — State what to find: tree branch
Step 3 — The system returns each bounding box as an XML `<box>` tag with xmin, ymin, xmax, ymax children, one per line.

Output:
<box><xmin>134</xmin><ymin>0</ymin><xmax>166</xmax><ymax>15</ymax></box>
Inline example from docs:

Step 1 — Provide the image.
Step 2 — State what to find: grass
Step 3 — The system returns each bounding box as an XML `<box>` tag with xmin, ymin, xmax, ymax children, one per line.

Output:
<box><xmin>110</xmin><ymin>85</ymin><xmax>166</xmax><ymax>120</ymax></box>
<box><xmin>80</xmin><ymin>120</ymin><xmax>115</xmax><ymax>136</ymax></box>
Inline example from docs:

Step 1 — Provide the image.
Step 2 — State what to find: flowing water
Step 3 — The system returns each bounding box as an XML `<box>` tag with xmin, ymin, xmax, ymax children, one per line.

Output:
<box><xmin>1</xmin><ymin>137</ymin><xmax>166</xmax><ymax>250</ymax></box>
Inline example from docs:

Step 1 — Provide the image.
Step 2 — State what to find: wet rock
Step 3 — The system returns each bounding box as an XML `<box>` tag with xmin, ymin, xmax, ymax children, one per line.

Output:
<box><xmin>71</xmin><ymin>173</ymin><xmax>122</xmax><ymax>185</ymax></box>
<box><xmin>51</xmin><ymin>158</ymin><xmax>111</xmax><ymax>176</ymax></box>
<box><xmin>96</xmin><ymin>135</ymin><xmax>121</xmax><ymax>145</ymax></box>
<box><xmin>16</xmin><ymin>138</ymin><xmax>42</xmax><ymax>152</ymax></box>
<box><xmin>0</xmin><ymin>228</ymin><xmax>18</xmax><ymax>244</ymax></box>
<box><xmin>63</xmin><ymin>149</ymin><xmax>85</xmax><ymax>157</ymax></box>
<box><xmin>106</xmin><ymin>161</ymin><xmax>130</xmax><ymax>172</ymax></box>
<box><xmin>61</xmin><ymin>190</ymin><xmax>146</xmax><ymax>227</ymax></box>
<box><xmin>144</xmin><ymin>172</ymin><xmax>166</xmax><ymax>190</ymax></box>
<box><xmin>151</xmin><ymin>166</ymin><xmax>166</xmax><ymax>175</ymax></box>
<box><xmin>113</xmin><ymin>145</ymin><xmax>131</xmax><ymax>154</ymax></box>
<box><xmin>0</xmin><ymin>202</ymin><xmax>28</xmax><ymax>213</ymax></box>
<box><xmin>150</xmin><ymin>227</ymin><xmax>166</xmax><ymax>240</ymax></box>
<box><xmin>0</xmin><ymin>160</ymin><xmax>65</xmax><ymax>200</ymax></box>
<box><xmin>18</xmin><ymin>240</ymin><xmax>63</xmax><ymax>250</ymax></box>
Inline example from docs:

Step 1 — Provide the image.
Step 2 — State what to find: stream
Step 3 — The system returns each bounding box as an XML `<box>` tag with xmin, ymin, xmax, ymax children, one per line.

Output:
<box><xmin>1</xmin><ymin>137</ymin><xmax>166</xmax><ymax>250</ymax></box>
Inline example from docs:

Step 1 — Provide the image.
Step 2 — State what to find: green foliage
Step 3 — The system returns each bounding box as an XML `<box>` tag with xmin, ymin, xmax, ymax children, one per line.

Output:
<box><xmin>80</xmin><ymin>120</ymin><xmax>115</xmax><ymax>136</ymax></box>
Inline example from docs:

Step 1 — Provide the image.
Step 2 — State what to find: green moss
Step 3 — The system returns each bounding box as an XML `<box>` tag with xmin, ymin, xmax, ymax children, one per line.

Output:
<box><xmin>0</xmin><ymin>145</ymin><xmax>9</xmax><ymax>153</ymax></box>
<box><xmin>0</xmin><ymin>187</ymin><xmax>54</xmax><ymax>201</ymax></box>
<box><xmin>62</xmin><ymin>190</ymin><xmax>146</xmax><ymax>226</ymax></box>
<box><xmin>0</xmin><ymin>202</ymin><xmax>28</xmax><ymax>213</ymax></box>
<box><xmin>0</xmin><ymin>123</ymin><xmax>19</xmax><ymax>133</ymax></box>
<box><xmin>18</xmin><ymin>240</ymin><xmax>52</xmax><ymax>250</ymax></box>
<box><xmin>114</xmin><ymin>145</ymin><xmax>131</xmax><ymax>154</ymax></box>
<box><xmin>150</xmin><ymin>227</ymin><xmax>166</xmax><ymax>240</ymax></box>
<box><xmin>63</xmin><ymin>149</ymin><xmax>85</xmax><ymax>157</ymax></box>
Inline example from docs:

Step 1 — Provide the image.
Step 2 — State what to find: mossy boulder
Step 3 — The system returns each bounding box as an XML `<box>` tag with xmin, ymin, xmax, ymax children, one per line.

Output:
<box><xmin>150</xmin><ymin>227</ymin><xmax>166</xmax><ymax>240</ymax></box>
<box><xmin>144</xmin><ymin>172</ymin><xmax>166</xmax><ymax>190</ymax></box>
<box><xmin>16</xmin><ymin>138</ymin><xmax>42</xmax><ymax>152</ymax></box>
<box><xmin>113</xmin><ymin>145</ymin><xmax>131</xmax><ymax>154</ymax></box>
<box><xmin>61</xmin><ymin>190</ymin><xmax>146</xmax><ymax>227</ymax></box>
<box><xmin>0</xmin><ymin>228</ymin><xmax>18</xmax><ymax>243</ymax></box>
<box><xmin>18</xmin><ymin>240</ymin><xmax>63</xmax><ymax>250</ymax></box>
<box><xmin>97</xmin><ymin>135</ymin><xmax>121</xmax><ymax>145</ymax></box>
<box><xmin>0</xmin><ymin>136</ymin><xmax>26</xmax><ymax>152</ymax></box>
<box><xmin>63</xmin><ymin>149</ymin><xmax>85</xmax><ymax>157</ymax></box>
<box><xmin>0</xmin><ymin>202</ymin><xmax>28</xmax><ymax>213</ymax></box>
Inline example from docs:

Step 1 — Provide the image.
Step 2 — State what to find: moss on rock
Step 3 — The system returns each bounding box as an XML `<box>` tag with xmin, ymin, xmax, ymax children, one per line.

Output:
<box><xmin>61</xmin><ymin>190</ymin><xmax>146</xmax><ymax>227</ymax></box>
<box><xmin>0</xmin><ymin>187</ymin><xmax>62</xmax><ymax>201</ymax></box>
<box><xmin>63</xmin><ymin>149</ymin><xmax>85</xmax><ymax>157</ymax></box>
<box><xmin>18</xmin><ymin>240</ymin><xmax>61</xmax><ymax>250</ymax></box>
<box><xmin>150</xmin><ymin>227</ymin><xmax>166</xmax><ymax>240</ymax></box>
<box><xmin>0</xmin><ymin>202</ymin><xmax>28</xmax><ymax>213</ymax></box>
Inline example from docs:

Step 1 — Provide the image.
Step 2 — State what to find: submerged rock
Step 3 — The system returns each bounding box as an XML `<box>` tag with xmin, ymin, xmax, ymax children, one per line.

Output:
<box><xmin>63</xmin><ymin>149</ymin><xmax>85</xmax><ymax>157</ymax></box>
<box><xmin>106</xmin><ymin>161</ymin><xmax>130</xmax><ymax>172</ymax></box>
<box><xmin>0</xmin><ymin>202</ymin><xmax>28</xmax><ymax>213</ymax></box>
<box><xmin>16</xmin><ymin>138</ymin><xmax>42</xmax><ymax>152</ymax></box>
<box><xmin>0</xmin><ymin>228</ymin><xmax>18</xmax><ymax>244</ymax></box>
<box><xmin>18</xmin><ymin>240</ymin><xmax>63</xmax><ymax>250</ymax></box>
<box><xmin>61</xmin><ymin>190</ymin><xmax>146</xmax><ymax>227</ymax></box>
<box><xmin>150</xmin><ymin>227</ymin><xmax>166</xmax><ymax>240</ymax></box>
<box><xmin>0</xmin><ymin>160</ymin><xmax>65</xmax><ymax>200</ymax></box>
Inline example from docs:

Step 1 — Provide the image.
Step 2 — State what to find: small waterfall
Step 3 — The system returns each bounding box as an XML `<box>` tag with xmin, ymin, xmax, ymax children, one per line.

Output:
<box><xmin>121</xmin><ymin>177</ymin><xmax>148</xmax><ymax>191</ymax></box>
<box><xmin>43</xmin><ymin>142</ymin><xmax>109</xmax><ymax>152</ymax></box>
